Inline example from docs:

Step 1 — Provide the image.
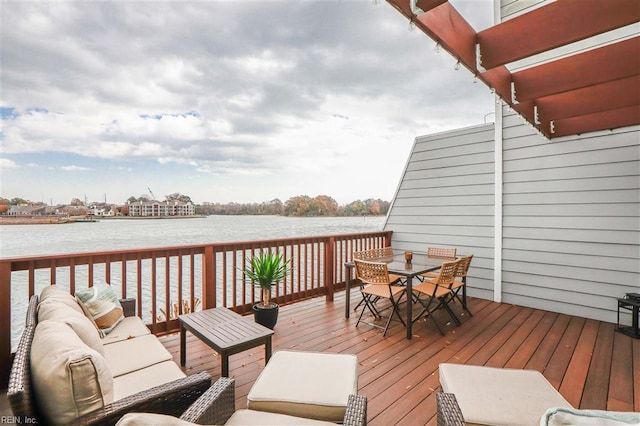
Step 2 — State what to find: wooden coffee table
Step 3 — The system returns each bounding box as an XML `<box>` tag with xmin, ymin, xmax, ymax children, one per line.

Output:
<box><xmin>179</xmin><ymin>307</ymin><xmax>274</xmax><ymax>377</ymax></box>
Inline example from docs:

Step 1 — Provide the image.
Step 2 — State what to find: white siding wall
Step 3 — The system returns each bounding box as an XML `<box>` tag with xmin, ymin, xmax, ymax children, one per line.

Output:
<box><xmin>385</xmin><ymin>124</ymin><xmax>496</xmax><ymax>300</ymax></box>
<box><xmin>501</xmin><ymin>110</ymin><xmax>640</xmax><ymax>323</ymax></box>
<box><xmin>498</xmin><ymin>0</ymin><xmax>640</xmax><ymax>322</ymax></box>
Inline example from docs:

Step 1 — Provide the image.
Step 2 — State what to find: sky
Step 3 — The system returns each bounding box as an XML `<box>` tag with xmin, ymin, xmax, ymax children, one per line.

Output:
<box><xmin>1</xmin><ymin>0</ymin><xmax>495</xmax><ymax>206</ymax></box>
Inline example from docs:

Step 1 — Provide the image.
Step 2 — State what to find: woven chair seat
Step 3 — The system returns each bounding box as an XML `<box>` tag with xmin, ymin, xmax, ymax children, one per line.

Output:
<box><xmin>362</xmin><ymin>284</ymin><xmax>406</xmax><ymax>299</ymax></box>
<box><xmin>413</xmin><ymin>281</ymin><xmax>452</xmax><ymax>299</ymax></box>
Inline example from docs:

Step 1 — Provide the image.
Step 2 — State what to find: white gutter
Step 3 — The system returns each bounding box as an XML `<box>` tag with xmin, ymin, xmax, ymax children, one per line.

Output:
<box><xmin>493</xmin><ymin>0</ymin><xmax>503</xmax><ymax>303</ymax></box>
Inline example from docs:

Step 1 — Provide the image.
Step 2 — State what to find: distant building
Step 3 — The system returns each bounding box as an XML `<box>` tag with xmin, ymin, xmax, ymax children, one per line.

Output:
<box><xmin>128</xmin><ymin>200</ymin><xmax>195</xmax><ymax>217</ymax></box>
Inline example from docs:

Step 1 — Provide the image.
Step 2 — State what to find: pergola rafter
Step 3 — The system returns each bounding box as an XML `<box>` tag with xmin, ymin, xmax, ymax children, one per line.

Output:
<box><xmin>385</xmin><ymin>0</ymin><xmax>640</xmax><ymax>139</ymax></box>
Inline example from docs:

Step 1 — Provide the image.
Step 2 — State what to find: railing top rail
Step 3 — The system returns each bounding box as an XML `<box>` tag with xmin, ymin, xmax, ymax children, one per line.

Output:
<box><xmin>0</xmin><ymin>231</ymin><xmax>392</xmax><ymax>267</ymax></box>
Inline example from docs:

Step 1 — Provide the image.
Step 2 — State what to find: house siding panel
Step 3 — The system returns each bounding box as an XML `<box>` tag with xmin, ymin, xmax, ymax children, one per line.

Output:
<box><xmin>386</xmin><ymin>124</ymin><xmax>496</xmax><ymax>302</ymax></box>
<box><xmin>500</xmin><ymin>108</ymin><xmax>640</xmax><ymax>322</ymax></box>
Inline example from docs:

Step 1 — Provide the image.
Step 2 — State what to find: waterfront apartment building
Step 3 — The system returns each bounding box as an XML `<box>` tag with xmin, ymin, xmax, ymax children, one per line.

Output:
<box><xmin>128</xmin><ymin>200</ymin><xmax>196</xmax><ymax>217</ymax></box>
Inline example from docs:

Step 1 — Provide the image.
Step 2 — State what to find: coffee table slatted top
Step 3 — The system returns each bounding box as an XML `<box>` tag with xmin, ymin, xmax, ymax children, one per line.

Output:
<box><xmin>179</xmin><ymin>307</ymin><xmax>274</xmax><ymax>377</ymax></box>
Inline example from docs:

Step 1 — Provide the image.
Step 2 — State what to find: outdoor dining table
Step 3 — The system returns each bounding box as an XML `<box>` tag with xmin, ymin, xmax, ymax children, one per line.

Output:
<box><xmin>344</xmin><ymin>253</ymin><xmax>448</xmax><ymax>339</ymax></box>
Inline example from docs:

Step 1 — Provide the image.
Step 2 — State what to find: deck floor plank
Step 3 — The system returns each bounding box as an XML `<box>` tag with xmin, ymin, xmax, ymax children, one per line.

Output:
<box><xmin>137</xmin><ymin>294</ymin><xmax>640</xmax><ymax>423</ymax></box>
<box><xmin>633</xmin><ymin>338</ymin><xmax>640</xmax><ymax>411</ymax></box>
<box><xmin>609</xmin><ymin>331</ymin><xmax>634</xmax><ymax>411</ymax></box>
<box><xmin>558</xmin><ymin>318</ymin><xmax>599</xmax><ymax>407</ymax></box>
<box><xmin>5</xmin><ymin>291</ymin><xmax>636</xmax><ymax>423</ymax></box>
<box><xmin>581</xmin><ymin>321</ymin><xmax>615</xmax><ymax>410</ymax></box>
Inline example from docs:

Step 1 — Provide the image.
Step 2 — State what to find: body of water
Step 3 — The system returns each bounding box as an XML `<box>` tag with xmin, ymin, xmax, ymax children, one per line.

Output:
<box><xmin>2</xmin><ymin>215</ymin><xmax>386</xmax><ymax>348</ymax></box>
<box><xmin>1</xmin><ymin>215</ymin><xmax>386</xmax><ymax>258</ymax></box>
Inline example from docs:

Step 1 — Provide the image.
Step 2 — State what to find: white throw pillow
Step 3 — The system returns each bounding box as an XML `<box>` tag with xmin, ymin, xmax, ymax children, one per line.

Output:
<box><xmin>31</xmin><ymin>320</ymin><xmax>114</xmax><ymax>425</ymax></box>
<box><xmin>76</xmin><ymin>281</ymin><xmax>124</xmax><ymax>336</ymax></box>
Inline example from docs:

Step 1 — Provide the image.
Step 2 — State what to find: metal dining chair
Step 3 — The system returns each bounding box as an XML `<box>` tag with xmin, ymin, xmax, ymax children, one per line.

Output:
<box><xmin>449</xmin><ymin>254</ymin><xmax>474</xmax><ymax>317</ymax></box>
<box><xmin>427</xmin><ymin>247</ymin><xmax>457</xmax><ymax>259</ymax></box>
<box><xmin>352</xmin><ymin>247</ymin><xmax>404</xmax><ymax>311</ymax></box>
<box><xmin>419</xmin><ymin>247</ymin><xmax>458</xmax><ymax>282</ymax></box>
<box><xmin>412</xmin><ymin>258</ymin><xmax>461</xmax><ymax>335</ymax></box>
<box><xmin>353</xmin><ymin>259</ymin><xmax>407</xmax><ymax>336</ymax></box>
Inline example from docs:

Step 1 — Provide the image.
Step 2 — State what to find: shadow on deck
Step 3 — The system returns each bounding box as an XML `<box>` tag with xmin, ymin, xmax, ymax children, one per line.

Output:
<box><xmin>161</xmin><ymin>290</ymin><xmax>639</xmax><ymax>425</ymax></box>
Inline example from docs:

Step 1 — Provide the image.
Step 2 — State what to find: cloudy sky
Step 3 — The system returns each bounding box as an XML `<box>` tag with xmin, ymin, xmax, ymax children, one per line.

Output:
<box><xmin>1</xmin><ymin>0</ymin><xmax>494</xmax><ymax>206</ymax></box>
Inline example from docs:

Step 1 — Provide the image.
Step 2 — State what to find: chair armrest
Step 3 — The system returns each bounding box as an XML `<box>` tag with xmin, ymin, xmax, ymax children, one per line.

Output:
<box><xmin>75</xmin><ymin>371</ymin><xmax>211</xmax><ymax>425</ymax></box>
<box><xmin>179</xmin><ymin>377</ymin><xmax>236</xmax><ymax>424</ymax></box>
<box><xmin>436</xmin><ymin>392</ymin><xmax>465</xmax><ymax>426</ymax></box>
<box><xmin>119</xmin><ymin>298</ymin><xmax>136</xmax><ymax>317</ymax></box>
<box><xmin>344</xmin><ymin>394</ymin><xmax>368</xmax><ymax>426</ymax></box>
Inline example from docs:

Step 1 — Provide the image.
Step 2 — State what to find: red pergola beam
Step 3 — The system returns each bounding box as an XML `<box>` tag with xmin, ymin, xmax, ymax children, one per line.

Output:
<box><xmin>548</xmin><ymin>105</ymin><xmax>640</xmax><ymax>138</ymax></box>
<box><xmin>537</xmin><ymin>75</ymin><xmax>640</xmax><ymax>122</ymax></box>
<box><xmin>415</xmin><ymin>2</ymin><xmax>478</xmax><ymax>72</ymax></box>
<box><xmin>477</xmin><ymin>0</ymin><xmax>640</xmax><ymax>69</ymax></box>
<box><xmin>512</xmin><ymin>37</ymin><xmax>640</xmax><ymax>102</ymax></box>
<box><xmin>385</xmin><ymin>0</ymin><xmax>448</xmax><ymax>21</ymax></box>
<box><xmin>386</xmin><ymin>1</ymin><xmax>478</xmax><ymax>72</ymax></box>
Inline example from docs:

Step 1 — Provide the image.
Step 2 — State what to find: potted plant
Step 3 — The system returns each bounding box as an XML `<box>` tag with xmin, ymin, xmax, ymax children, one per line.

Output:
<box><xmin>242</xmin><ymin>251</ymin><xmax>291</xmax><ymax>329</ymax></box>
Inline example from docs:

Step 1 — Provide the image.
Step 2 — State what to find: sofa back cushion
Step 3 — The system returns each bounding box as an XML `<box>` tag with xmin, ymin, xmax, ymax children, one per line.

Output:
<box><xmin>37</xmin><ymin>298</ymin><xmax>105</xmax><ymax>357</ymax></box>
<box><xmin>31</xmin><ymin>320</ymin><xmax>114</xmax><ymax>425</ymax></box>
<box><xmin>39</xmin><ymin>284</ymin><xmax>85</xmax><ymax>315</ymax></box>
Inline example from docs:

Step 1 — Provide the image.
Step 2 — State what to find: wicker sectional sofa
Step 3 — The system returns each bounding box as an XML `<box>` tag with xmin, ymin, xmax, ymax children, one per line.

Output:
<box><xmin>8</xmin><ymin>285</ymin><xmax>211</xmax><ymax>425</ymax></box>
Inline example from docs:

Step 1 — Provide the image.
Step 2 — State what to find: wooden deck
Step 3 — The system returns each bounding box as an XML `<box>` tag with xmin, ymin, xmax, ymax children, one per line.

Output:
<box><xmin>2</xmin><ymin>290</ymin><xmax>638</xmax><ymax>423</ymax></box>
<box><xmin>160</xmin><ymin>290</ymin><xmax>639</xmax><ymax>425</ymax></box>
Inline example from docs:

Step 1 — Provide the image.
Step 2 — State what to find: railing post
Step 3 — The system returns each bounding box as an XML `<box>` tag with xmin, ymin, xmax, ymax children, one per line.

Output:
<box><xmin>324</xmin><ymin>237</ymin><xmax>335</xmax><ymax>302</ymax></box>
<box><xmin>0</xmin><ymin>262</ymin><xmax>11</xmax><ymax>387</ymax></box>
<box><xmin>203</xmin><ymin>246</ymin><xmax>216</xmax><ymax>309</ymax></box>
<box><xmin>384</xmin><ymin>231</ymin><xmax>393</xmax><ymax>247</ymax></box>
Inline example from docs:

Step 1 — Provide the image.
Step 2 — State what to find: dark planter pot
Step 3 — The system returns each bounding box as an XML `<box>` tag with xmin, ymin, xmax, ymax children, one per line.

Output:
<box><xmin>253</xmin><ymin>303</ymin><xmax>279</xmax><ymax>329</ymax></box>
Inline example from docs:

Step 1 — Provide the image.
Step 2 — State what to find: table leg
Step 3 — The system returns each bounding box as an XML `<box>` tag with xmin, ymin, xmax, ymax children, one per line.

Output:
<box><xmin>265</xmin><ymin>336</ymin><xmax>272</xmax><ymax>364</ymax></box>
<box><xmin>406</xmin><ymin>275</ymin><xmax>413</xmax><ymax>339</ymax></box>
<box><xmin>180</xmin><ymin>324</ymin><xmax>186</xmax><ymax>366</ymax></box>
<box><xmin>221</xmin><ymin>353</ymin><xmax>229</xmax><ymax>377</ymax></box>
<box><xmin>345</xmin><ymin>268</ymin><xmax>352</xmax><ymax>319</ymax></box>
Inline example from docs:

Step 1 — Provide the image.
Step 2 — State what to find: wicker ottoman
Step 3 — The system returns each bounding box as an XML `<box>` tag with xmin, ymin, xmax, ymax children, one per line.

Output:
<box><xmin>439</xmin><ymin>363</ymin><xmax>573</xmax><ymax>426</ymax></box>
<box><xmin>247</xmin><ymin>350</ymin><xmax>358</xmax><ymax>422</ymax></box>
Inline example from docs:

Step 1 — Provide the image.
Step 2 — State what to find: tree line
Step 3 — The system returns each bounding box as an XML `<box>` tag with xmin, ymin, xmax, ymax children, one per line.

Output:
<box><xmin>200</xmin><ymin>196</ymin><xmax>389</xmax><ymax>217</ymax></box>
<box><xmin>1</xmin><ymin>194</ymin><xmax>390</xmax><ymax>217</ymax></box>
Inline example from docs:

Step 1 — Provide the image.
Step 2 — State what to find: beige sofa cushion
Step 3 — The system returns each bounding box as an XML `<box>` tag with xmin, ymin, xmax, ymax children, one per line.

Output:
<box><xmin>439</xmin><ymin>363</ymin><xmax>573</xmax><ymax>426</ymax></box>
<box><xmin>226</xmin><ymin>409</ymin><xmax>337</xmax><ymax>425</ymax></box>
<box><xmin>116</xmin><ymin>412</ymin><xmax>196</xmax><ymax>425</ymax></box>
<box><xmin>103</xmin><ymin>333</ymin><xmax>173</xmax><ymax>377</ymax></box>
<box><xmin>31</xmin><ymin>320</ymin><xmax>114</xmax><ymax>425</ymax></box>
<box><xmin>247</xmin><ymin>350</ymin><xmax>358</xmax><ymax>422</ymax></box>
<box><xmin>113</xmin><ymin>360</ymin><xmax>186</xmax><ymax>401</ymax></box>
<box><xmin>101</xmin><ymin>316</ymin><xmax>151</xmax><ymax>345</ymax></box>
<box><xmin>116</xmin><ymin>409</ymin><xmax>337</xmax><ymax>426</ymax></box>
<box><xmin>39</xmin><ymin>284</ymin><xmax>85</xmax><ymax>315</ymax></box>
<box><xmin>37</xmin><ymin>298</ymin><xmax>105</xmax><ymax>356</ymax></box>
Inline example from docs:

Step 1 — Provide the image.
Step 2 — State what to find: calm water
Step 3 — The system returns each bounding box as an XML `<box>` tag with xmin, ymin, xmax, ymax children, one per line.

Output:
<box><xmin>2</xmin><ymin>215</ymin><xmax>386</xmax><ymax>348</ymax></box>
<box><xmin>0</xmin><ymin>215</ymin><xmax>386</xmax><ymax>258</ymax></box>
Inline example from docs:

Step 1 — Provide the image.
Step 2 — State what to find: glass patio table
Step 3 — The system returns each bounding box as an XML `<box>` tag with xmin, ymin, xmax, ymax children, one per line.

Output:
<box><xmin>344</xmin><ymin>253</ymin><xmax>446</xmax><ymax>339</ymax></box>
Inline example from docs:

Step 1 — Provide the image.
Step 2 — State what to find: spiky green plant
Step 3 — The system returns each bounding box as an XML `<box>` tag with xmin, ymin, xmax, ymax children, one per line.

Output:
<box><xmin>242</xmin><ymin>251</ymin><xmax>291</xmax><ymax>308</ymax></box>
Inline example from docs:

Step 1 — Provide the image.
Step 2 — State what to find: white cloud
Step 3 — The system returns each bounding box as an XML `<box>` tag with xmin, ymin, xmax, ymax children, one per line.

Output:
<box><xmin>0</xmin><ymin>0</ymin><xmax>494</xmax><ymax>204</ymax></box>
<box><xmin>0</xmin><ymin>158</ymin><xmax>19</xmax><ymax>169</ymax></box>
<box><xmin>61</xmin><ymin>165</ymin><xmax>91</xmax><ymax>172</ymax></box>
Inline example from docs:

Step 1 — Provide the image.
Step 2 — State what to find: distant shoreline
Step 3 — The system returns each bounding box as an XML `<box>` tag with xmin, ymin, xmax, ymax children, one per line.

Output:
<box><xmin>0</xmin><ymin>215</ymin><xmax>205</xmax><ymax>225</ymax></box>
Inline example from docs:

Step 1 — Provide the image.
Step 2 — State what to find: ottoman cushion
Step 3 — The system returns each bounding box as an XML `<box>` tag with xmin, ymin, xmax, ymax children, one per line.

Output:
<box><xmin>247</xmin><ymin>350</ymin><xmax>358</xmax><ymax>422</ymax></box>
<box><xmin>439</xmin><ymin>363</ymin><xmax>573</xmax><ymax>426</ymax></box>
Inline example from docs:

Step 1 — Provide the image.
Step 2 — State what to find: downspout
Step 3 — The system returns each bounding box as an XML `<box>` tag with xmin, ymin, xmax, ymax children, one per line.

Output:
<box><xmin>493</xmin><ymin>0</ymin><xmax>503</xmax><ymax>303</ymax></box>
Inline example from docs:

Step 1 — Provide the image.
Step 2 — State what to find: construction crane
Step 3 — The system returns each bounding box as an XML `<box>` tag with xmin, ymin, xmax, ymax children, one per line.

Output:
<box><xmin>147</xmin><ymin>187</ymin><xmax>157</xmax><ymax>201</ymax></box>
